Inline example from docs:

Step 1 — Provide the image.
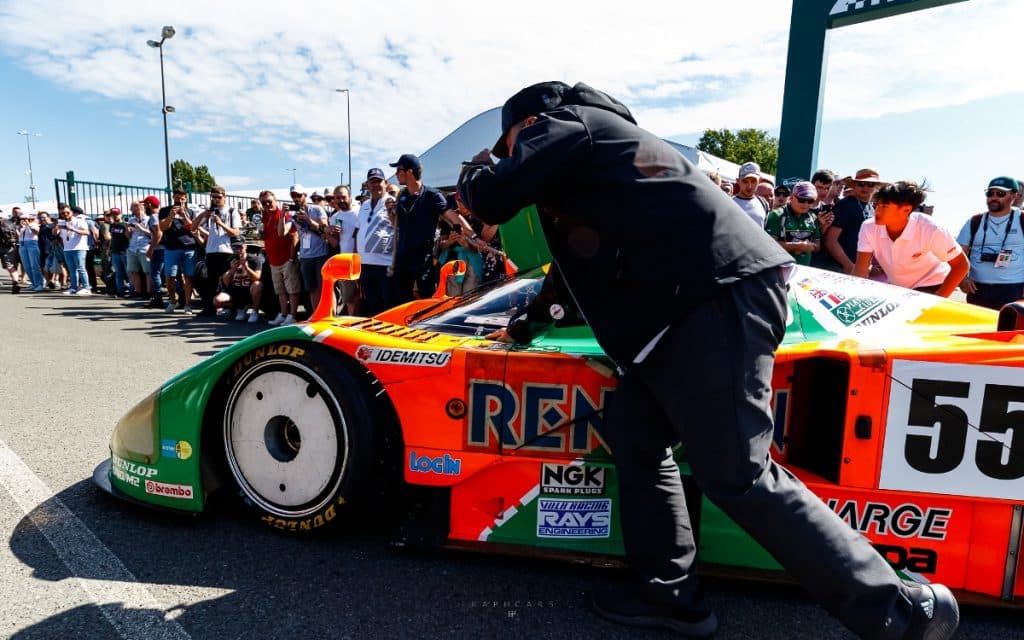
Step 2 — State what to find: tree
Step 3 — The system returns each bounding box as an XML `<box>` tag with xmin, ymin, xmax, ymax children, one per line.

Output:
<box><xmin>696</xmin><ymin>128</ymin><xmax>779</xmax><ymax>176</ymax></box>
<box><xmin>170</xmin><ymin>159</ymin><xmax>216</xmax><ymax>192</ymax></box>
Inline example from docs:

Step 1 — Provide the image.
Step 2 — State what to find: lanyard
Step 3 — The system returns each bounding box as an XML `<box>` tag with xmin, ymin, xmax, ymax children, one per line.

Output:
<box><xmin>978</xmin><ymin>210</ymin><xmax>1016</xmax><ymax>256</ymax></box>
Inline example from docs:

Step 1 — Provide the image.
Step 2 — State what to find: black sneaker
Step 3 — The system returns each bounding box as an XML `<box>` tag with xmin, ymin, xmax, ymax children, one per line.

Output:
<box><xmin>11</xmin><ymin>283</ymin><xmax>20</xmax><ymax>294</ymax></box>
<box><xmin>903</xmin><ymin>581</ymin><xmax>959</xmax><ymax>640</ymax></box>
<box><xmin>589</xmin><ymin>586</ymin><xmax>718</xmax><ymax>638</ymax></box>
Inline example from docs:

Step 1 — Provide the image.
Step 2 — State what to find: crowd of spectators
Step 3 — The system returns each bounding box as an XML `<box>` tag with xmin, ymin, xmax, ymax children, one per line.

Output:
<box><xmin>720</xmin><ymin>161</ymin><xmax>1024</xmax><ymax>309</ymax></box>
<box><xmin>0</xmin><ymin>153</ymin><xmax>507</xmax><ymax>322</ymax></box>
<box><xmin>4</xmin><ymin>154</ymin><xmax>1021</xmax><ymax>318</ymax></box>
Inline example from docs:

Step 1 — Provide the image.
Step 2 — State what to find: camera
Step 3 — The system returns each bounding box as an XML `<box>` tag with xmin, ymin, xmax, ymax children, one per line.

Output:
<box><xmin>979</xmin><ymin>252</ymin><xmax>998</xmax><ymax>263</ymax></box>
<box><xmin>289</xmin><ymin>204</ymin><xmax>302</xmax><ymax>212</ymax></box>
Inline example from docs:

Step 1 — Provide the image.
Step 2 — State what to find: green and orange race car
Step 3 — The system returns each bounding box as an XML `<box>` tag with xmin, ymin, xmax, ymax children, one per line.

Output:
<box><xmin>94</xmin><ymin>208</ymin><xmax>1024</xmax><ymax>608</ymax></box>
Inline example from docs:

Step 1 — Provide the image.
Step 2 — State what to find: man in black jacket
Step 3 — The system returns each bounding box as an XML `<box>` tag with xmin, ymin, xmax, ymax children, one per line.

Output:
<box><xmin>458</xmin><ymin>81</ymin><xmax>957</xmax><ymax>640</ymax></box>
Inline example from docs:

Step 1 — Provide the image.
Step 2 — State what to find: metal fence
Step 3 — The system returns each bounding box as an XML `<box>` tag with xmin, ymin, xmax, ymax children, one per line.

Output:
<box><xmin>52</xmin><ymin>171</ymin><xmax>263</xmax><ymax>240</ymax></box>
<box><xmin>53</xmin><ymin>171</ymin><xmax>258</xmax><ymax>214</ymax></box>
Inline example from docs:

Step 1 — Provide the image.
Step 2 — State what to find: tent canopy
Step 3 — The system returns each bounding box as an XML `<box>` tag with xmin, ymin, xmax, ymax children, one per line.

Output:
<box><xmin>416</xmin><ymin>108</ymin><xmax>767</xmax><ymax>189</ymax></box>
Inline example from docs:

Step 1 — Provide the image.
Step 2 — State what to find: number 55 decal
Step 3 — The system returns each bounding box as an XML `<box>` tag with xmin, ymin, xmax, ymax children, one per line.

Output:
<box><xmin>881</xmin><ymin>360</ymin><xmax>1024</xmax><ymax>500</ymax></box>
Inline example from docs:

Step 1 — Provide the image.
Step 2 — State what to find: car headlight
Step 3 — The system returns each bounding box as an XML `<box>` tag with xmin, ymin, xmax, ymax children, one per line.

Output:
<box><xmin>110</xmin><ymin>389</ymin><xmax>159</xmax><ymax>463</ymax></box>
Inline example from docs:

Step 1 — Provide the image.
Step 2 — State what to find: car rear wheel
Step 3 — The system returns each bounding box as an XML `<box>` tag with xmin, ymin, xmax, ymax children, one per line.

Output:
<box><xmin>221</xmin><ymin>343</ymin><xmax>371</xmax><ymax>533</ymax></box>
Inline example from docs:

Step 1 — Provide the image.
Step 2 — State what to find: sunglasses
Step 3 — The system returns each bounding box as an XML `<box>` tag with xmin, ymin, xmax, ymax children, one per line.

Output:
<box><xmin>985</xmin><ymin>190</ymin><xmax>1011</xmax><ymax>199</ymax></box>
<box><xmin>210</xmin><ymin>194</ymin><xmax>224</xmax><ymax>199</ymax></box>
<box><xmin>261</xmin><ymin>201</ymin><xmax>275</xmax><ymax>206</ymax></box>
<box><xmin>852</xmin><ymin>181</ymin><xmax>877</xmax><ymax>188</ymax></box>
<box><xmin>795</xmin><ymin>197</ymin><xmax>815</xmax><ymax>204</ymax></box>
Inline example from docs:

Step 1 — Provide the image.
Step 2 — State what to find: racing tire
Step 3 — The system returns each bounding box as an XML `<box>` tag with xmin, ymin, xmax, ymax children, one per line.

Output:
<box><xmin>219</xmin><ymin>342</ymin><xmax>373</xmax><ymax>533</ymax></box>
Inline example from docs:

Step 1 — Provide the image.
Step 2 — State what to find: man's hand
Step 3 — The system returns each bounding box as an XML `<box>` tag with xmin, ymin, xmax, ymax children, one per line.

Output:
<box><xmin>960</xmin><ymin>277</ymin><xmax>978</xmax><ymax>295</ymax></box>
<box><xmin>485</xmin><ymin>328</ymin><xmax>514</xmax><ymax>343</ymax></box>
<box><xmin>471</xmin><ymin>148</ymin><xmax>494</xmax><ymax>165</ymax></box>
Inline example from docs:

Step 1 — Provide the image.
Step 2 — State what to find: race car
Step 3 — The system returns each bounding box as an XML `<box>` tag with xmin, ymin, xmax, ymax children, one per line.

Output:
<box><xmin>94</xmin><ymin>208</ymin><xmax>1024</xmax><ymax>608</ymax></box>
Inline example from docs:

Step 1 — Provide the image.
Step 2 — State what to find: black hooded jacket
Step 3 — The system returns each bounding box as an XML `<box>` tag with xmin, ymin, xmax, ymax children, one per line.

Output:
<box><xmin>459</xmin><ymin>85</ymin><xmax>792</xmax><ymax>366</ymax></box>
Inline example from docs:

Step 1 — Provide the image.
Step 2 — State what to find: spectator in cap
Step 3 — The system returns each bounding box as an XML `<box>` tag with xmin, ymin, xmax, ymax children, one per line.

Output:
<box><xmin>354</xmin><ymin>168</ymin><xmax>396</xmax><ymax>315</ymax></box>
<box><xmin>763</xmin><ymin>181</ymin><xmax>821</xmax><ymax>266</ymax></box>
<box><xmin>855</xmin><ymin>180</ymin><xmax>967</xmax><ymax>296</ymax></box>
<box><xmin>389</xmin><ymin>153</ymin><xmax>456</xmax><ymax>303</ymax></box>
<box><xmin>772</xmin><ymin>184</ymin><xmax>791</xmax><ymax>210</ymax></box>
<box><xmin>732</xmin><ymin>161</ymin><xmax>771</xmax><ymax>227</ymax></box>
<box><xmin>282</xmin><ymin>183</ymin><xmax>330</xmax><ymax>313</ymax></box>
<box><xmin>824</xmin><ymin>168</ymin><xmax>883</xmax><ymax>274</ymax></box>
<box><xmin>459</xmin><ymin>80</ymin><xmax>956</xmax><ymax>640</ymax></box>
<box><xmin>957</xmin><ymin>176</ymin><xmax>1024</xmax><ymax>309</ymax></box>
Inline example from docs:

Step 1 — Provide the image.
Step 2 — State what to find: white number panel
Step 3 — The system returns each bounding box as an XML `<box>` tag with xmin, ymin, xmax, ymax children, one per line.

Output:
<box><xmin>881</xmin><ymin>360</ymin><xmax>1024</xmax><ymax>501</ymax></box>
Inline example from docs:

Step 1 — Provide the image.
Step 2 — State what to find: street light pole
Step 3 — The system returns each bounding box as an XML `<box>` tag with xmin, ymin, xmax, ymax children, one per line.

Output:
<box><xmin>147</xmin><ymin>26</ymin><xmax>176</xmax><ymax>193</ymax></box>
<box><xmin>16</xmin><ymin>129</ymin><xmax>41</xmax><ymax>208</ymax></box>
<box><xmin>335</xmin><ymin>89</ymin><xmax>351</xmax><ymax>190</ymax></box>
<box><xmin>286</xmin><ymin>168</ymin><xmax>297</xmax><ymax>185</ymax></box>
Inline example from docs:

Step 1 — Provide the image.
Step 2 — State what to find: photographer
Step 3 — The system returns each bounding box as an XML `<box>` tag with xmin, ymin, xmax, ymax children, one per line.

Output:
<box><xmin>59</xmin><ymin>204</ymin><xmax>92</xmax><ymax>295</ymax></box>
<box><xmin>125</xmin><ymin>201</ymin><xmax>152</xmax><ymax>299</ymax></box>
<box><xmin>158</xmin><ymin>189</ymin><xmax>198</xmax><ymax>314</ymax></box>
<box><xmin>281</xmin><ymin>184</ymin><xmax>329</xmax><ymax>314</ymax></box>
<box><xmin>191</xmin><ymin>185</ymin><xmax>241</xmax><ymax>315</ymax></box>
<box><xmin>16</xmin><ymin>210</ymin><xmax>44</xmax><ymax>292</ymax></box>
<box><xmin>957</xmin><ymin>176</ymin><xmax>1024</xmax><ymax>308</ymax></box>
<box><xmin>212</xmin><ymin>243</ymin><xmax>263</xmax><ymax>323</ymax></box>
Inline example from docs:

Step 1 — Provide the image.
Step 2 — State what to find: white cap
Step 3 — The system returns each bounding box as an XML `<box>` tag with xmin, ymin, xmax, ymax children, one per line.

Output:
<box><xmin>738</xmin><ymin>162</ymin><xmax>761</xmax><ymax>180</ymax></box>
<box><xmin>289</xmin><ymin>184</ymin><xmax>306</xmax><ymax>195</ymax></box>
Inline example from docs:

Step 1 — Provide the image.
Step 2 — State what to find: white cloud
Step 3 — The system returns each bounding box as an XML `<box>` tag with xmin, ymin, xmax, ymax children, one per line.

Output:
<box><xmin>0</xmin><ymin>0</ymin><xmax>1019</xmax><ymax>166</ymax></box>
<box><xmin>215</xmin><ymin>175</ymin><xmax>255</xmax><ymax>189</ymax></box>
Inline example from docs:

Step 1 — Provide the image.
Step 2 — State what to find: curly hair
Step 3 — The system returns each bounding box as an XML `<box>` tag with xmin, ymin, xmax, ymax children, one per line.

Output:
<box><xmin>873</xmin><ymin>180</ymin><xmax>929</xmax><ymax>209</ymax></box>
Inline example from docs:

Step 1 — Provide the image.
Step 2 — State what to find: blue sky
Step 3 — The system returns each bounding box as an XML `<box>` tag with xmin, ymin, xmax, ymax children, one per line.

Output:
<box><xmin>0</xmin><ymin>0</ymin><xmax>1021</xmax><ymax>233</ymax></box>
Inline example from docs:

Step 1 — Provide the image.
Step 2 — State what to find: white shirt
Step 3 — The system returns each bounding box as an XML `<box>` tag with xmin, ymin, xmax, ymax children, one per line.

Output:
<box><xmin>857</xmin><ymin>212</ymin><xmax>962</xmax><ymax>289</ymax></box>
<box><xmin>329</xmin><ymin>208</ymin><xmax>359</xmax><ymax>254</ymax></box>
<box><xmin>202</xmin><ymin>207</ymin><xmax>241</xmax><ymax>254</ymax></box>
<box><xmin>62</xmin><ymin>215</ymin><xmax>91</xmax><ymax>251</ymax></box>
<box><xmin>356</xmin><ymin>196</ymin><xmax>395</xmax><ymax>267</ymax></box>
<box><xmin>733</xmin><ymin>195</ymin><xmax>768</xmax><ymax>228</ymax></box>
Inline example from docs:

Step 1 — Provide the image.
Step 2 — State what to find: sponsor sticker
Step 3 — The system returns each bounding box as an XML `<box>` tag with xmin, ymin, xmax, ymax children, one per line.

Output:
<box><xmin>111</xmin><ymin>454</ymin><xmax>158</xmax><ymax>478</ymax></box>
<box><xmin>536</xmin><ymin>498</ymin><xmax>611</xmax><ymax>538</ymax></box>
<box><xmin>881</xmin><ymin>360</ymin><xmax>1024</xmax><ymax>501</ymax></box>
<box><xmin>408</xmin><ymin>451</ymin><xmax>462</xmax><ymax>476</ymax></box>
<box><xmin>355</xmin><ymin>346</ymin><xmax>451</xmax><ymax>367</ymax></box>
<box><xmin>144</xmin><ymin>480</ymin><xmax>194</xmax><ymax>500</ymax></box>
<box><xmin>540</xmin><ymin>463</ymin><xmax>605</xmax><ymax>495</ymax></box>
<box><xmin>161</xmin><ymin>439</ymin><xmax>193</xmax><ymax>461</ymax></box>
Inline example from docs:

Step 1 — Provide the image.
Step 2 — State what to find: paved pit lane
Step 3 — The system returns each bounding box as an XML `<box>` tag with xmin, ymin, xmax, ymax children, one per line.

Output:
<box><xmin>0</xmin><ymin>291</ymin><xmax>1021</xmax><ymax>639</ymax></box>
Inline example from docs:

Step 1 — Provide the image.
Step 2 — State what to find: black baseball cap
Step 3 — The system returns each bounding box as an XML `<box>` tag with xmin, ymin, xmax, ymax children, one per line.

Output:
<box><xmin>389</xmin><ymin>153</ymin><xmax>422</xmax><ymax>172</ymax></box>
<box><xmin>492</xmin><ymin>81</ymin><xmax>571</xmax><ymax>159</ymax></box>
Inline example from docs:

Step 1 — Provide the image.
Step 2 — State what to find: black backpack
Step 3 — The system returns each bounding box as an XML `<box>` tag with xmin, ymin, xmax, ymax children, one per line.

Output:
<box><xmin>0</xmin><ymin>219</ymin><xmax>18</xmax><ymax>253</ymax></box>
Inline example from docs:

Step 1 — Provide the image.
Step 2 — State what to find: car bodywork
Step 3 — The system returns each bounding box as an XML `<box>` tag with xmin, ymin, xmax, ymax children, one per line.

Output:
<box><xmin>95</xmin><ymin>208</ymin><xmax>1024</xmax><ymax>607</ymax></box>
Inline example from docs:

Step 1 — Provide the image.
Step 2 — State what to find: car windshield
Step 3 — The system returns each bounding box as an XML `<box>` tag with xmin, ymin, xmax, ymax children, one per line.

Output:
<box><xmin>406</xmin><ymin>267</ymin><xmax>547</xmax><ymax>337</ymax></box>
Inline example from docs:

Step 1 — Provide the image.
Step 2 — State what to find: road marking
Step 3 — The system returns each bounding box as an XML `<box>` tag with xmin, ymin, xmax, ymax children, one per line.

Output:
<box><xmin>0</xmin><ymin>439</ymin><xmax>192</xmax><ymax>640</ymax></box>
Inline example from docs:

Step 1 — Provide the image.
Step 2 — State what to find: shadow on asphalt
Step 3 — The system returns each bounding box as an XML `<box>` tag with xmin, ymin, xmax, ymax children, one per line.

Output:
<box><xmin>9</xmin><ymin>482</ymin><xmax>1024</xmax><ymax>638</ymax></box>
<box><xmin>28</xmin><ymin>293</ymin><xmax>266</xmax><ymax>355</ymax></box>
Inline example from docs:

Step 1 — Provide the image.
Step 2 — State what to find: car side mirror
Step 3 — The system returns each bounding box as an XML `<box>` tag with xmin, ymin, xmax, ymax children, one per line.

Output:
<box><xmin>433</xmin><ymin>260</ymin><xmax>467</xmax><ymax>299</ymax></box>
<box><xmin>310</xmin><ymin>253</ymin><xmax>361</xmax><ymax>320</ymax></box>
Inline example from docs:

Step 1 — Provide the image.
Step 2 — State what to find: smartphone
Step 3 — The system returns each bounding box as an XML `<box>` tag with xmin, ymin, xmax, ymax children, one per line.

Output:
<box><xmin>453</xmin><ymin>224</ymin><xmax>462</xmax><ymax>234</ymax></box>
<box><xmin>58</xmin><ymin>220</ymin><xmax>67</xmax><ymax>228</ymax></box>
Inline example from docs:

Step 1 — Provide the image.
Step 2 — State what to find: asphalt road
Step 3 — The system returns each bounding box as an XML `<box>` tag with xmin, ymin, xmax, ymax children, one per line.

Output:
<box><xmin>0</xmin><ymin>288</ymin><xmax>1020</xmax><ymax>639</ymax></box>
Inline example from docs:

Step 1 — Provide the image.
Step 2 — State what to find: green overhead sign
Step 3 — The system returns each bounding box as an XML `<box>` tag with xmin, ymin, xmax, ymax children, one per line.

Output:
<box><xmin>775</xmin><ymin>0</ymin><xmax>969</xmax><ymax>183</ymax></box>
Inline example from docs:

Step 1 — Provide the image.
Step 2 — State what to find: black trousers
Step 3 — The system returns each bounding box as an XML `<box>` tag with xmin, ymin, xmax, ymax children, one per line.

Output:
<box><xmin>604</xmin><ymin>268</ymin><xmax>913</xmax><ymax>639</ymax></box>
<box><xmin>967</xmin><ymin>281</ymin><xmax>1024</xmax><ymax>310</ymax></box>
<box><xmin>359</xmin><ymin>264</ymin><xmax>393</xmax><ymax>316</ymax></box>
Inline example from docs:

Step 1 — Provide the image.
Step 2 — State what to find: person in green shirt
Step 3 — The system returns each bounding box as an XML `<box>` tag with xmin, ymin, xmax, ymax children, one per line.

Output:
<box><xmin>763</xmin><ymin>181</ymin><xmax>821</xmax><ymax>265</ymax></box>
